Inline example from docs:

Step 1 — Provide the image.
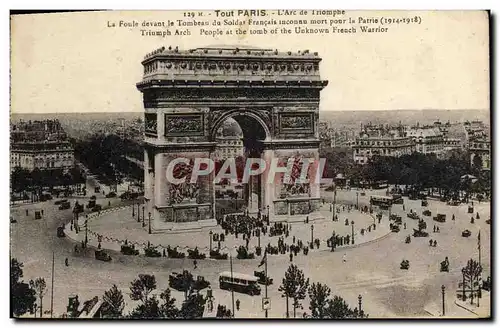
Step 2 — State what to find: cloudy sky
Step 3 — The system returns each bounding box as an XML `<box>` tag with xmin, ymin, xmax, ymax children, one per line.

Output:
<box><xmin>10</xmin><ymin>10</ymin><xmax>489</xmax><ymax>113</ymax></box>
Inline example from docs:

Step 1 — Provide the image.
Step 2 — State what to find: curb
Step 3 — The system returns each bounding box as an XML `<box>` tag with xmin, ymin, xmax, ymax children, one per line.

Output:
<box><xmin>454</xmin><ymin>301</ymin><xmax>479</xmax><ymax>316</ymax></box>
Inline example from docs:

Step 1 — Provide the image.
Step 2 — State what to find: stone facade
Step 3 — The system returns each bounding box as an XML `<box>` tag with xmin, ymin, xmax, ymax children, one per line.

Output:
<box><xmin>137</xmin><ymin>46</ymin><xmax>328</xmax><ymax>229</ymax></box>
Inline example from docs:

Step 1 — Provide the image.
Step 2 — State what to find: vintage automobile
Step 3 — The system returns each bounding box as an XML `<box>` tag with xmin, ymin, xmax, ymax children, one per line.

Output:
<box><xmin>187</xmin><ymin>247</ymin><xmax>206</xmax><ymax>260</ymax></box>
<box><xmin>390</xmin><ymin>223</ymin><xmax>400</xmax><ymax>233</ymax></box>
<box><xmin>400</xmin><ymin>260</ymin><xmax>410</xmax><ymax>270</ymax></box>
<box><xmin>10</xmin><ymin>217</ymin><xmax>17</xmax><ymax>224</ymax></box>
<box><xmin>105</xmin><ymin>192</ymin><xmax>117</xmax><ymax>198</ymax></box>
<box><xmin>407</xmin><ymin>212</ymin><xmax>419</xmax><ymax>220</ymax></box>
<box><xmin>209</xmin><ymin>249</ymin><xmax>228</xmax><ymax>260</ymax></box>
<box><xmin>59</xmin><ymin>201</ymin><xmax>71</xmax><ymax>210</ymax></box>
<box><xmin>433</xmin><ymin>214</ymin><xmax>446</xmax><ymax>223</ymax></box>
<box><xmin>56</xmin><ymin>226</ymin><xmax>66</xmax><ymax>238</ymax></box>
<box><xmin>486</xmin><ymin>219</ymin><xmax>491</xmax><ymax>225</ymax></box>
<box><xmin>447</xmin><ymin>200</ymin><xmax>460</xmax><ymax>206</ymax></box>
<box><xmin>87</xmin><ymin>199</ymin><xmax>96</xmax><ymax>209</ymax></box>
<box><xmin>95</xmin><ymin>250</ymin><xmax>112</xmax><ymax>262</ymax></box>
<box><xmin>468</xmin><ymin>206</ymin><xmax>474</xmax><ymax>213</ymax></box>
<box><xmin>254</xmin><ymin>270</ymin><xmax>273</xmax><ymax>285</ymax></box>
<box><xmin>144</xmin><ymin>246</ymin><xmax>162</xmax><ymax>257</ymax></box>
<box><xmin>169</xmin><ymin>271</ymin><xmax>210</xmax><ymax>291</ymax></box>
<box><xmin>34</xmin><ymin>211</ymin><xmax>42</xmax><ymax>220</ymax></box>
<box><xmin>462</xmin><ymin>229</ymin><xmax>471</xmax><ymax>238</ymax></box>
<box><xmin>423</xmin><ymin>210</ymin><xmax>432</xmax><ymax>216</ymax></box>
<box><xmin>54</xmin><ymin>199</ymin><xmax>68</xmax><ymax>205</ymax></box>
<box><xmin>421</xmin><ymin>200</ymin><xmax>428</xmax><ymax>207</ymax></box>
<box><xmin>121</xmin><ymin>244</ymin><xmax>139</xmax><ymax>255</ymax></box>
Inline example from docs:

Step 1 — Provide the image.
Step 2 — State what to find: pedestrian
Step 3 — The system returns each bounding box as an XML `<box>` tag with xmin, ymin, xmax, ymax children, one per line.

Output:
<box><xmin>343</xmin><ymin>253</ymin><xmax>346</xmax><ymax>263</ymax></box>
<box><xmin>236</xmin><ymin>299</ymin><xmax>240</xmax><ymax>311</ymax></box>
<box><xmin>452</xmin><ymin>214</ymin><xmax>455</xmax><ymax>221</ymax></box>
<box><xmin>289</xmin><ymin>252</ymin><xmax>293</xmax><ymax>262</ymax></box>
<box><xmin>433</xmin><ymin>240</ymin><xmax>437</xmax><ymax>247</ymax></box>
<box><xmin>403</xmin><ymin>222</ymin><xmax>407</xmax><ymax>230</ymax></box>
<box><xmin>65</xmin><ymin>258</ymin><xmax>69</xmax><ymax>267</ymax></box>
<box><xmin>403</xmin><ymin>205</ymin><xmax>405</xmax><ymax>211</ymax></box>
<box><xmin>433</xmin><ymin>225</ymin><xmax>436</xmax><ymax>233</ymax></box>
<box><xmin>193</xmin><ymin>259</ymin><xmax>198</xmax><ymax>269</ymax></box>
<box><xmin>429</xmin><ymin>239</ymin><xmax>433</xmax><ymax>246</ymax></box>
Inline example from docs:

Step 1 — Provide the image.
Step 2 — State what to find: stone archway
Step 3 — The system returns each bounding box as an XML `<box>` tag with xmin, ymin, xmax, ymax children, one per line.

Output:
<box><xmin>137</xmin><ymin>46</ymin><xmax>328</xmax><ymax>230</ymax></box>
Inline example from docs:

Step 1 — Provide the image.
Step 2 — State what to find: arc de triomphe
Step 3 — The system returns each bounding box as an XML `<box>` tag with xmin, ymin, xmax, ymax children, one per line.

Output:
<box><xmin>137</xmin><ymin>46</ymin><xmax>328</xmax><ymax>230</ymax></box>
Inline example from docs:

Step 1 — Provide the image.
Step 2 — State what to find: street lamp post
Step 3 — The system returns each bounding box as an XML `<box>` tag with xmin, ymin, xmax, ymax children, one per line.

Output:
<box><xmin>310</xmin><ymin>224</ymin><xmax>314</xmax><ymax>245</ymax></box>
<box><xmin>84</xmin><ymin>219</ymin><xmax>88</xmax><ymax>247</ymax></box>
<box><xmin>356</xmin><ymin>192</ymin><xmax>359</xmax><ymax>209</ymax></box>
<box><xmin>132</xmin><ymin>204</ymin><xmax>135</xmax><ymax>217</ymax></box>
<box><xmin>136</xmin><ymin>203</ymin><xmax>140</xmax><ymax>222</ymax></box>
<box><xmin>142</xmin><ymin>205</ymin><xmax>145</xmax><ymax>227</ymax></box>
<box><xmin>209</xmin><ymin>230</ymin><xmax>213</xmax><ymax>252</ymax></box>
<box><xmin>441</xmin><ymin>285</ymin><xmax>446</xmax><ymax>316</ymax></box>
<box><xmin>142</xmin><ymin>206</ymin><xmax>146</xmax><ymax>227</ymax></box>
<box><xmin>267</xmin><ymin>205</ymin><xmax>270</xmax><ymax>220</ymax></box>
<box><xmin>351</xmin><ymin>221</ymin><xmax>355</xmax><ymax>244</ymax></box>
<box><xmin>358</xmin><ymin>294</ymin><xmax>362</xmax><ymax>315</ymax></box>
<box><xmin>462</xmin><ymin>268</ymin><xmax>466</xmax><ymax>302</ymax></box>
<box><xmin>148</xmin><ymin>212</ymin><xmax>152</xmax><ymax>234</ymax></box>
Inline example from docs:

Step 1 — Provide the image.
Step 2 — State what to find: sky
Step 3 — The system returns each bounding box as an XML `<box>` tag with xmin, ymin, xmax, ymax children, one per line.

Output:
<box><xmin>10</xmin><ymin>10</ymin><xmax>490</xmax><ymax>114</ymax></box>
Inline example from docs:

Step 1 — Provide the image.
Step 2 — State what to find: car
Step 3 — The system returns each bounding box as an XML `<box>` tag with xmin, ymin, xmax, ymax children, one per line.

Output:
<box><xmin>10</xmin><ymin>217</ymin><xmax>17</xmax><ymax>224</ymax></box>
<box><xmin>91</xmin><ymin>204</ymin><xmax>102</xmax><ymax>212</ymax></box>
<box><xmin>106</xmin><ymin>192</ymin><xmax>117</xmax><ymax>198</ymax></box>
<box><xmin>54</xmin><ymin>199</ymin><xmax>69</xmax><ymax>205</ymax></box>
<box><xmin>421</xmin><ymin>200</ymin><xmax>428</xmax><ymax>207</ymax></box>
<box><xmin>400</xmin><ymin>260</ymin><xmax>410</xmax><ymax>270</ymax></box>
<box><xmin>423</xmin><ymin>210</ymin><xmax>432</xmax><ymax>216</ymax></box>
<box><xmin>59</xmin><ymin>202</ymin><xmax>71</xmax><ymax>210</ymax></box>
<box><xmin>95</xmin><ymin>250</ymin><xmax>112</xmax><ymax>262</ymax></box>
<box><xmin>486</xmin><ymin>219</ymin><xmax>491</xmax><ymax>225</ymax></box>
<box><xmin>407</xmin><ymin>212</ymin><xmax>419</xmax><ymax>220</ymax></box>
<box><xmin>462</xmin><ymin>229</ymin><xmax>471</xmax><ymax>237</ymax></box>
<box><xmin>433</xmin><ymin>214</ymin><xmax>446</xmax><ymax>223</ymax></box>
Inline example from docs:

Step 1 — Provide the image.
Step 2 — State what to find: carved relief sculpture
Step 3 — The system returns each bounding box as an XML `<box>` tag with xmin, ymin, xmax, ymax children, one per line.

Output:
<box><xmin>164</xmin><ymin>114</ymin><xmax>204</xmax><ymax>136</ymax></box>
<box><xmin>169</xmin><ymin>158</ymin><xmax>200</xmax><ymax>205</ymax></box>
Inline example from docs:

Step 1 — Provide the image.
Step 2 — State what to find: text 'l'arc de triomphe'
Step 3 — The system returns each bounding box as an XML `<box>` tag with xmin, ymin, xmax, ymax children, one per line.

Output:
<box><xmin>137</xmin><ymin>46</ymin><xmax>328</xmax><ymax>231</ymax></box>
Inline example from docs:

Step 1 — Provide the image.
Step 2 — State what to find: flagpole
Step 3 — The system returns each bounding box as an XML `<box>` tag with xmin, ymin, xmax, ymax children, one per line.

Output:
<box><xmin>230</xmin><ymin>255</ymin><xmax>235</xmax><ymax>318</ymax></box>
<box><xmin>478</xmin><ymin>229</ymin><xmax>481</xmax><ymax>267</ymax></box>
<box><xmin>265</xmin><ymin>253</ymin><xmax>268</xmax><ymax>318</ymax></box>
<box><xmin>50</xmin><ymin>251</ymin><xmax>55</xmax><ymax>318</ymax></box>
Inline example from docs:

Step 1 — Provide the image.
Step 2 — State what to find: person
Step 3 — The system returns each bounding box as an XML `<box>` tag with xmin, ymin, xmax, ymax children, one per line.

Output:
<box><xmin>436</xmin><ymin>226</ymin><xmax>440</xmax><ymax>233</ymax></box>
<box><xmin>193</xmin><ymin>259</ymin><xmax>198</xmax><ymax>269</ymax></box>
<box><xmin>343</xmin><ymin>253</ymin><xmax>346</xmax><ymax>263</ymax></box>
<box><xmin>429</xmin><ymin>239</ymin><xmax>433</xmax><ymax>246</ymax></box>
<box><xmin>433</xmin><ymin>240</ymin><xmax>437</xmax><ymax>247</ymax></box>
<box><xmin>404</xmin><ymin>222</ymin><xmax>407</xmax><ymax>230</ymax></box>
<box><xmin>289</xmin><ymin>252</ymin><xmax>293</xmax><ymax>262</ymax></box>
<box><xmin>452</xmin><ymin>214</ymin><xmax>455</xmax><ymax>221</ymax></box>
<box><xmin>65</xmin><ymin>258</ymin><xmax>69</xmax><ymax>266</ymax></box>
<box><xmin>236</xmin><ymin>299</ymin><xmax>240</xmax><ymax>311</ymax></box>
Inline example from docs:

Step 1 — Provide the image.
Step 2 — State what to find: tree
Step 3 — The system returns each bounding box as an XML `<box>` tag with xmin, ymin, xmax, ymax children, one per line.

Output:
<box><xmin>325</xmin><ymin>295</ymin><xmax>365</xmax><ymax>318</ymax></box>
<box><xmin>128</xmin><ymin>296</ymin><xmax>161</xmax><ymax>319</ymax></box>
<box><xmin>462</xmin><ymin>259</ymin><xmax>482</xmax><ymax>305</ymax></box>
<box><xmin>129</xmin><ymin>274</ymin><xmax>158</xmax><ymax>318</ymax></box>
<box><xmin>159</xmin><ymin>288</ymin><xmax>179</xmax><ymax>318</ymax></box>
<box><xmin>100</xmin><ymin>285</ymin><xmax>124</xmax><ymax>318</ymax></box>
<box><xmin>308</xmin><ymin>283</ymin><xmax>331</xmax><ymax>319</ymax></box>
<box><xmin>10</xmin><ymin>259</ymin><xmax>36</xmax><ymax>317</ymax></box>
<box><xmin>129</xmin><ymin>274</ymin><xmax>156</xmax><ymax>303</ymax></box>
<box><xmin>180</xmin><ymin>291</ymin><xmax>206</xmax><ymax>319</ymax></box>
<box><xmin>278</xmin><ymin>264</ymin><xmax>310</xmax><ymax>318</ymax></box>
<box><xmin>29</xmin><ymin>278</ymin><xmax>47</xmax><ymax>318</ymax></box>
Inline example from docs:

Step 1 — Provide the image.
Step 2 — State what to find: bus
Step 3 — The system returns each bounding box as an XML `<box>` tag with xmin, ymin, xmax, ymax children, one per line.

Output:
<box><xmin>370</xmin><ymin>195</ymin><xmax>393</xmax><ymax>208</ymax></box>
<box><xmin>219</xmin><ymin>271</ymin><xmax>261</xmax><ymax>296</ymax></box>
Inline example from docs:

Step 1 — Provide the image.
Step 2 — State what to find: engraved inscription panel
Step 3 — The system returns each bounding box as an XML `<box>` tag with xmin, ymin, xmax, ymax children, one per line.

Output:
<box><xmin>279</xmin><ymin>113</ymin><xmax>314</xmax><ymax>133</ymax></box>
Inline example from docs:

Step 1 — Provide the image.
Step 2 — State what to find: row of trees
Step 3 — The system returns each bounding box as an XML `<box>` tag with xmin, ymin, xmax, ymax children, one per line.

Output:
<box><xmin>11</xmin><ymin>166</ymin><xmax>85</xmax><ymax>195</ymax></box>
<box><xmin>72</xmin><ymin>135</ymin><xmax>143</xmax><ymax>185</ymax></box>
<box><xmin>279</xmin><ymin>264</ymin><xmax>366</xmax><ymax>319</ymax></box>
<box><xmin>320</xmin><ymin>148</ymin><xmax>490</xmax><ymax>198</ymax></box>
